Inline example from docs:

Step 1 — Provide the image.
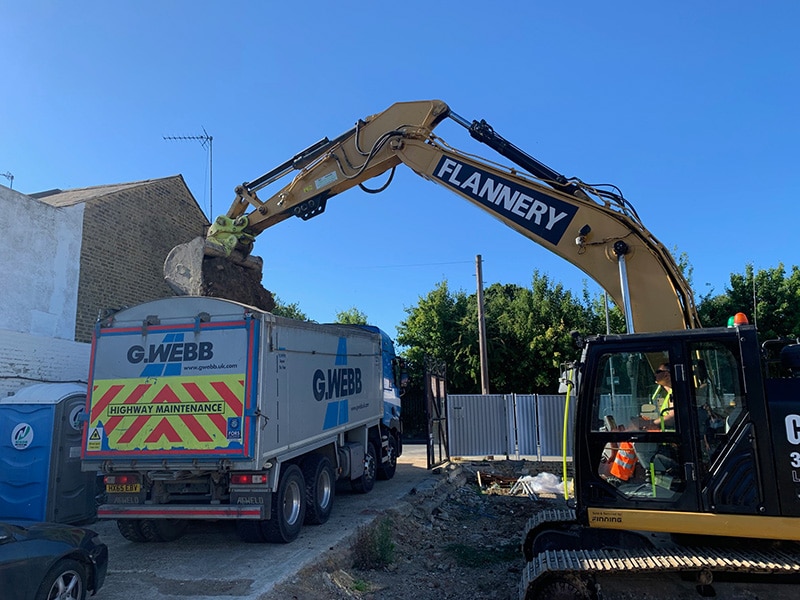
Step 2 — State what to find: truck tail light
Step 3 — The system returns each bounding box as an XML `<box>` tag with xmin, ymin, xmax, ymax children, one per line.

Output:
<box><xmin>104</xmin><ymin>474</ymin><xmax>139</xmax><ymax>485</ymax></box>
<box><xmin>230</xmin><ymin>473</ymin><xmax>268</xmax><ymax>485</ymax></box>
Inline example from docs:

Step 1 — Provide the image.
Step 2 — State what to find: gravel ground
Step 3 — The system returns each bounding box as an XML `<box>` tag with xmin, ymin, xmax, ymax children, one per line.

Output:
<box><xmin>261</xmin><ymin>458</ymin><xmax>800</xmax><ymax>600</ymax></box>
<box><xmin>261</xmin><ymin>459</ymin><xmax>559</xmax><ymax>600</ymax></box>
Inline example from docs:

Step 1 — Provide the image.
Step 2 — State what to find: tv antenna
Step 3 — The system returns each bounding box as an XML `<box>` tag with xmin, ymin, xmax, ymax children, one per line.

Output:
<box><xmin>163</xmin><ymin>128</ymin><xmax>213</xmax><ymax>218</ymax></box>
<box><xmin>1</xmin><ymin>171</ymin><xmax>13</xmax><ymax>189</ymax></box>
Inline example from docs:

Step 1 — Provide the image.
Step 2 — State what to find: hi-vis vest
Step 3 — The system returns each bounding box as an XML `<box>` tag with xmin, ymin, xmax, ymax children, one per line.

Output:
<box><xmin>609</xmin><ymin>442</ymin><xmax>637</xmax><ymax>481</ymax></box>
<box><xmin>659</xmin><ymin>392</ymin><xmax>673</xmax><ymax>431</ymax></box>
<box><xmin>652</xmin><ymin>385</ymin><xmax>674</xmax><ymax>431</ymax></box>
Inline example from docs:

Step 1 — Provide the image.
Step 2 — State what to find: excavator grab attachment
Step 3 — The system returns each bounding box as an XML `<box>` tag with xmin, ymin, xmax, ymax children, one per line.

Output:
<box><xmin>164</xmin><ymin>236</ymin><xmax>274</xmax><ymax>311</ymax></box>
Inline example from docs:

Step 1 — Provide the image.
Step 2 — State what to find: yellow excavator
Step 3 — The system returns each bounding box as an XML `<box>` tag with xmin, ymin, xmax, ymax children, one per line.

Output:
<box><xmin>165</xmin><ymin>100</ymin><xmax>800</xmax><ymax>598</ymax></box>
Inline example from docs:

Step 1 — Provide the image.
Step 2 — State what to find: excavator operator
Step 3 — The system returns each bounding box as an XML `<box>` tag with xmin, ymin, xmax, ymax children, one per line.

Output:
<box><xmin>651</xmin><ymin>364</ymin><xmax>674</xmax><ymax>430</ymax></box>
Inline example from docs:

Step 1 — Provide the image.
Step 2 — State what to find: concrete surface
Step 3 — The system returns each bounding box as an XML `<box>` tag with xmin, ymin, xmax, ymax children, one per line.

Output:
<box><xmin>90</xmin><ymin>443</ymin><xmax>439</xmax><ymax>600</ymax></box>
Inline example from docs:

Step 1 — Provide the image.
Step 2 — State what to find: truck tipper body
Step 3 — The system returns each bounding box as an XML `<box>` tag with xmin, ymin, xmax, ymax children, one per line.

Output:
<box><xmin>81</xmin><ymin>296</ymin><xmax>404</xmax><ymax>543</ymax></box>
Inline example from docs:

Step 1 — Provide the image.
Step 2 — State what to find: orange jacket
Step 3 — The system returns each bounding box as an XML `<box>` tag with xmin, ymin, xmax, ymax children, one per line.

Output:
<box><xmin>609</xmin><ymin>442</ymin><xmax>637</xmax><ymax>481</ymax></box>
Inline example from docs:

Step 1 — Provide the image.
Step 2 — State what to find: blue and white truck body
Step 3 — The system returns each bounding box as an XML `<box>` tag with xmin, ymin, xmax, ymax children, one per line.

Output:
<box><xmin>80</xmin><ymin>296</ymin><xmax>403</xmax><ymax>543</ymax></box>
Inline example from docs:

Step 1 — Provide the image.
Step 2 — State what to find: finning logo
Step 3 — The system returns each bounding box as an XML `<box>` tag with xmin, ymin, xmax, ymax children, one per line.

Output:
<box><xmin>127</xmin><ymin>333</ymin><xmax>213</xmax><ymax>377</ymax></box>
<box><xmin>590</xmin><ymin>514</ymin><xmax>623</xmax><ymax>524</ymax></box>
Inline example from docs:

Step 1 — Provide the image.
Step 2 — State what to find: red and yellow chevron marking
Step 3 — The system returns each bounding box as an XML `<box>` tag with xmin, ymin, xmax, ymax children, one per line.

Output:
<box><xmin>88</xmin><ymin>374</ymin><xmax>245</xmax><ymax>452</ymax></box>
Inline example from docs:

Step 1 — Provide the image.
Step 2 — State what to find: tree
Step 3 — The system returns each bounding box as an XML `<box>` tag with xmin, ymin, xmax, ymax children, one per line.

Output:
<box><xmin>673</xmin><ymin>246</ymin><xmax>694</xmax><ymax>289</ymax></box>
<box><xmin>271</xmin><ymin>297</ymin><xmax>310</xmax><ymax>321</ymax></box>
<box><xmin>584</xmin><ymin>286</ymin><xmax>626</xmax><ymax>335</ymax></box>
<box><xmin>396</xmin><ymin>281</ymin><xmax>470</xmax><ymax>391</ymax></box>
<box><xmin>474</xmin><ymin>273</ymin><xmax>598</xmax><ymax>393</ymax></box>
<box><xmin>698</xmin><ymin>263</ymin><xmax>800</xmax><ymax>339</ymax></box>
<box><xmin>335</xmin><ymin>307</ymin><xmax>368</xmax><ymax>325</ymax></box>
<box><xmin>397</xmin><ymin>273</ymin><xmax>607</xmax><ymax>394</ymax></box>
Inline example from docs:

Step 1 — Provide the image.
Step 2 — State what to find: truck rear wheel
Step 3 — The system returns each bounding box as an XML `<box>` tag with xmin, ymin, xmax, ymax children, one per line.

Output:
<box><xmin>351</xmin><ymin>440</ymin><xmax>378</xmax><ymax>494</ymax></box>
<box><xmin>377</xmin><ymin>431</ymin><xmax>399</xmax><ymax>480</ymax></box>
<box><xmin>140</xmin><ymin>518</ymin><xmax>189</xmax><ymax>542</ymax></box>
<box><xmin>117</xmin><ymin>519</ymin><xmax>148</xmax><ymax>542</ymax></box>
<box><xmin>263</xmin><ymin>464</ymin><xmax>306</xmax><ymax>543</ymax></box>
<box><xmin>303</xmin><ymin>454</ymin><xmax>335</xmax><ymax>525</ymax></box>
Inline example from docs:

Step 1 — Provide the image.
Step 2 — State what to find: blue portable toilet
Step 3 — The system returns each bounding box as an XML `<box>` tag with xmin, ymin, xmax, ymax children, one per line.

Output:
<box><xmin>0</xmin><ymin>383</ymin><xmax>96</xmax><ymax>524</ymax></box>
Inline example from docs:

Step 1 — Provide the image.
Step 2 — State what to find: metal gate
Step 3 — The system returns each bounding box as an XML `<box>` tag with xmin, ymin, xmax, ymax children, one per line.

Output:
<box><xmin>447</xmin><ymin>393</ymin><xmax>574</xmax><ymax>460</ymax></box>
<box><xmin>447</xmin><ymin>394</ymin><xmax>511</xmax><ymax>457</ymax></box>
<box><xmin>424</xmin><ymin>357</ymin><xmax>448</xmax><ymax>469</ymax></box>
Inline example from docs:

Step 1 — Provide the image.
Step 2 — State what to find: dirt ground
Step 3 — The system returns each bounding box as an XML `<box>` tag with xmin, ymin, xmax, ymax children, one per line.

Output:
<box><xmin>261</xmin><ymin>459</ymin><xmax>561</xmax><ymax>600</ymax></box>
<box><xmin>261</xmin><ymin>459</ymin><xmax>800</xmax><ymax>600</ymax></box>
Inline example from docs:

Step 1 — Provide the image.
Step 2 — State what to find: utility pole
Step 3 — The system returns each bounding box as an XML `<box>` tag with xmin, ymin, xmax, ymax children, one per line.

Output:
<box><xmin>476</xmin><ymin>254</ymin><xmax>490</xmax><ymax>394</ymax></box>
<box><xmin>752</xmin><ymin>267</ymin><xmax>758</xmax><ymax>329</ymax></box>
<box><xmin>163</xmin><ymin>128</ymin><xmax>213</xmax><ymax>218</ymax></box>
<box><xmin>1</xmin><ymin>171</ymin><xmax>13</xmax><ymax>189</ymax></box>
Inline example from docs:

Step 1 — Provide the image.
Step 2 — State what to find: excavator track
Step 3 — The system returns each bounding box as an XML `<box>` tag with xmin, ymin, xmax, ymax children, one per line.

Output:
<box><xmin>524</xmin><ymin>507</ymin><xmax>577</xmax><ymax>532</ymax></box>
<box><xmin>520</xmin><ymin>535</ymin><xmax>800</xmax><ymax>600</ymax></box>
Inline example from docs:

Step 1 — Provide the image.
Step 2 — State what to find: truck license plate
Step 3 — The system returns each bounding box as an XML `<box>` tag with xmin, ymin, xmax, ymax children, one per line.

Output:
<box><xmin>106</xmin><ymin>484</ymin><xmax>141</xmax><ymax>493</ymax></box>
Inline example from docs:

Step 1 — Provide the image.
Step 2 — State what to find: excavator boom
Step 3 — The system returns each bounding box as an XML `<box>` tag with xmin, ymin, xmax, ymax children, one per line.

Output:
<box><xmin>166</xmin><ymin>100</ymin><xmax>698</xmax><ymax>332</ymax></box>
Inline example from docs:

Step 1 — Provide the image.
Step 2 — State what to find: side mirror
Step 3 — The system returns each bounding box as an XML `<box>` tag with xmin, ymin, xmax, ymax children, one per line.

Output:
<box><xmin>570</xmin><ymin>330</ymin><xmax>585</xmax><ymax>349</ymax></box>
<box><xmin>392</xmin><ymin>357</ymin><xmax>409</xmax><ymax>391</ymax></box>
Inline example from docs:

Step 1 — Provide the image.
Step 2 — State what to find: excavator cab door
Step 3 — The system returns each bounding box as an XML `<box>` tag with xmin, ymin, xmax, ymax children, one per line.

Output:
<box><xmin>576</xmin><ymin>328</ymin><xmax>770</xmax><ymax>527</ymax></box>
<box><xmin>579</xmin><ymin>337</ymin><xmax>702</xmax><ymax>512</ymax></box>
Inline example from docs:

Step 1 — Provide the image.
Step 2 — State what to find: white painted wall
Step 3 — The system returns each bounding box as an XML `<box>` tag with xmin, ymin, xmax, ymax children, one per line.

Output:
<box><xmin>1</xmin><ymin>185</ymin><xmax>89</xmax><ymax>396</ymax></box>
<box><xmin>0</xmin><ymin>330</ymin><xmax>90</xmax><ymax>397</ymax></box>
<box><xmin>1</xmin><ymin>185</ymin><xmax>84</xmax><ymax>339</ymax></box>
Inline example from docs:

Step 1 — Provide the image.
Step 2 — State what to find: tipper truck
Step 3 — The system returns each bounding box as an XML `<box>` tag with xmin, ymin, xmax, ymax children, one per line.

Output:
<box><xmin>81</xmin><ymin>296</ymin><xmax>405</xmax><ymax>544</ymax></box>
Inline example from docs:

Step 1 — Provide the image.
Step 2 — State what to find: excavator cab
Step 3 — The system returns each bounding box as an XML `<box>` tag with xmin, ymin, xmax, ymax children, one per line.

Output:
<box><xmin>522</xmin><ymin>325</ymin><xmax>800</xmax><ymax>598</ymax></box>
<box><xmin>573</xmin><ymin>324</ymin><xmax>800</xmax><ymax>537</ymax></box>
<box><xmin>578</xmin><ymin>327</ymin><xmax>754</xmax><ymax>520</ymax></box>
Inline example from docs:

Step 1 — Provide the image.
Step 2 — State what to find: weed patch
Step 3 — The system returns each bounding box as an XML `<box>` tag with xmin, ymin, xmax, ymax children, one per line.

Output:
<box><xmin>351</xmin><ymin>517</ymin><xmax>396</xmax><ymax>570</ymax></box>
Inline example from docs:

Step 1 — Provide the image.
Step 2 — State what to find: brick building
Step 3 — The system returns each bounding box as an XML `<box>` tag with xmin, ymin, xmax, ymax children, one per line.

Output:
<box><xmin>33</xmin><ymin>175</ymin><xmax>209</xmax><ymax>343</ymax></box>
<box><xmin>1</xmin><ymin>176</ymin><xmax>209</xmax><ymax>396</ymax></box>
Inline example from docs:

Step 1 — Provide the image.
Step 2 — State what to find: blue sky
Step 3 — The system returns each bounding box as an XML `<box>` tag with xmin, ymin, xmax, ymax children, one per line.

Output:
<box><xmin>3</xmin><ymin>2</ymin><xmax>798</xmax><ymax>339</ymax></box>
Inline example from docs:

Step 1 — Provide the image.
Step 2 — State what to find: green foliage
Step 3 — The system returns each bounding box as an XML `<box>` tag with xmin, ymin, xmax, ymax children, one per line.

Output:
<box><xmin>351</xmin><ymin>518</ymin><xmax>395</xmax><ymax>570</ymax></box>
<box><xmin>394</xmin><ymin>256</ymin><xmax>800</xmax><ymax>394</ymax></box>
<box><xmin>270</xmin><ymin>296</ymin><xmax>310</xmax><ymax>321</ymax></box>
<box><xmin>584</xmin><ymin>286</ymin><xmax>626</xmax><ymax>335</ymax></box>
<box><xmin>698</xmin><ymin>263</ymin><xmax>800</xmax><ymax>339</ymax></box>
<box><xmin>335</xmin><ymin>306</ymin><xmax>369</xmax><ymax>325</ymax></box>
<box><xmin>469</xmin><ymin>275</ymin><xmax>590</xmax><ymax>392</ymax></box>
<box><xmin>396</xmin><ymin>281</ymin><xmax>471</xmax><ymax>390</ymax></box>
<box><xmin>397</xmin><ymin>273</ymin><xmax>620</xmax><ymax>393</ymax></box>
<box><xmin>673</xmin><ymin>246</ymin><xmax>694</xmax><ymax>288</ymax></box>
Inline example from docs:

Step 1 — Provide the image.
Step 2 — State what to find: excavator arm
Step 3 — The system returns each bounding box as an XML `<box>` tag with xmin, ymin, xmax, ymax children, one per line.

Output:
<box><xmin>168</xmin><ymin>100</ymin><xmax>700</xmax><ymax>333</ymax></box>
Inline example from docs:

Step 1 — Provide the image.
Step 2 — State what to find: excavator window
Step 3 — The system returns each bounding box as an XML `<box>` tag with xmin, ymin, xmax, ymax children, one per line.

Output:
<box><xmin>590</xmin><ymin>350</ymin><xmax>674</xmax><ymax>434</ymax></box>
<box><xmin>591</xmin><ymin>349</ymin><xmax>686</xmax><ymax>501</ymax></box>
<box><xmin>688</xmin><ymin>340</ymin><xmax>746</xmax><ymax>472</ymax></box>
